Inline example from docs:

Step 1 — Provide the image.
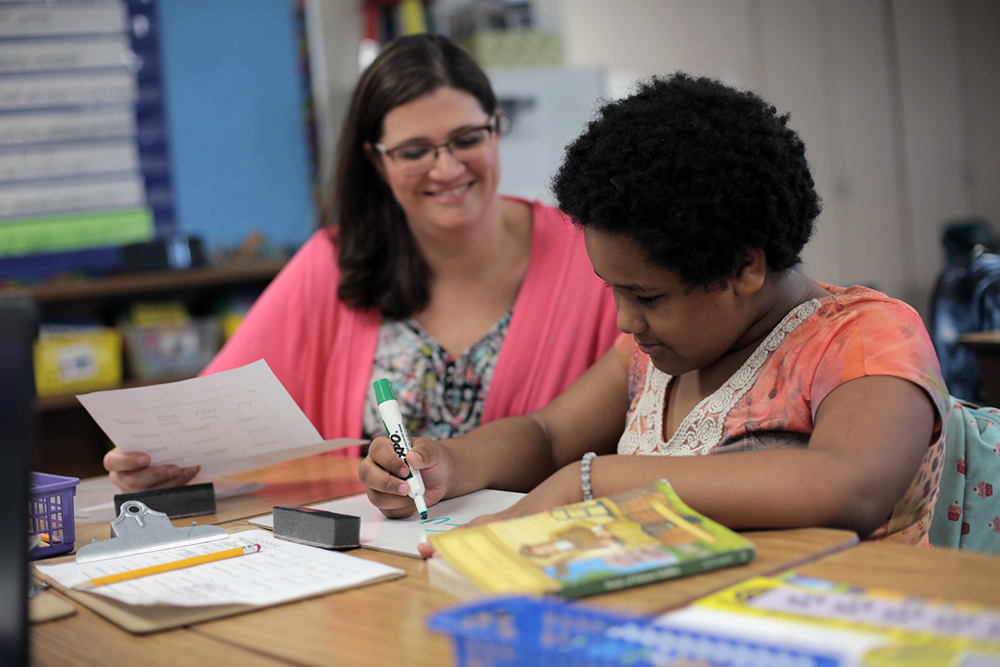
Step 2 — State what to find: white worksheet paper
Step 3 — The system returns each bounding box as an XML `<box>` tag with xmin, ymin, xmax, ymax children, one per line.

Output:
<box><xmin>77</xmin><ymin>360</ymin><xmax>361</xmax><ymax>478</ymax></box>
<box><xmin>35</xmin><ymin>530</ymin><xmax>403</xmax><ymax>607</ymax></box>
<box><xmin>250</xmin><ymin>489</ymin><xmax>525</xmax><ymax>557</ymax></box>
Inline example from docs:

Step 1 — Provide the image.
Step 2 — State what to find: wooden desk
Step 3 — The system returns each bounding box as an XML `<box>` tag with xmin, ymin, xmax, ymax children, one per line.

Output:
<box><xmin>796</xmin><ymin>540</ymin><xmax>1000</xmax><ymax>606</ymax></box>
<box><xmin>28</xmin><ymin>458</ymin><xmax>870</xmax><ymax>667</ymax></box>
<box><xmin>33</xmin><ymin>455</ymin><xmax>365</xmax><ymax>667</ymax></box>
<box><xmin>183</xmin><ymin>525</ymin><xmax>857</xmax><ymax>667</ymax></box>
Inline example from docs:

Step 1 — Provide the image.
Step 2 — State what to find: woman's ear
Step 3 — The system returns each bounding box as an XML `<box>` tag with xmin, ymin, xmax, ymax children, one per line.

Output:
<box><xmin>734</xmin><ymin>248</ymin><xmax>767</xmax><ymax>296</ymax></box>
<box><xmin>364</xmin><ymin>143</ymin><xmax>387</xmax><ymax>180</ymax></box>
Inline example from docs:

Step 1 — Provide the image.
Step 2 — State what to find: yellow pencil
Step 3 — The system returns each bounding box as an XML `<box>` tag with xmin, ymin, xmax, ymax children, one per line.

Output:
<box><xmin>73</xmin><ymin>543</ymin><xmax>261</xmax><ymax>590</ymax></box>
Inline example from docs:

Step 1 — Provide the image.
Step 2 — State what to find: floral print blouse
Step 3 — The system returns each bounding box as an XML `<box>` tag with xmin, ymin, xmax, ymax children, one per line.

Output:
<box><xmin>362</xmin><ymin>311</ymin><xmax>512</xmax><ymax>441</ymax></box>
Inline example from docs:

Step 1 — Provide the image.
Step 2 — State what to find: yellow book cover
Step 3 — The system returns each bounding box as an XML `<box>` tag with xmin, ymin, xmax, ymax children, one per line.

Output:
<box><xmin>429</xmin><ymin>480</ymin><xmax>755</xmax><ymax>598</ymax></box>
<box><xmin>655</xmin><ymin>573</ymin><xmax>1000</xmax><ymax>665</ymax></box>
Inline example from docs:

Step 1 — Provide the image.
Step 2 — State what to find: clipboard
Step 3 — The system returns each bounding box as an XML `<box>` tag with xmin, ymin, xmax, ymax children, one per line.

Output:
<box><xmin>32</xmin><ymin>521</ymin><xmax>406</xmax><ymax>634</ymax></box>
<box><xmin>33</xmin><ymin>562</ymin><xmax>404</xmax><ymax>634</ymax></box>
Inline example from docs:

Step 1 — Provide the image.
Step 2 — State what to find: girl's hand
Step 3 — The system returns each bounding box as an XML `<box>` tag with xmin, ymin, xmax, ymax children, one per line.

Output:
<box><xmin>104</xmin><ymin>447</ymin><xmax>200</xmax><ymax>492</ymax></box>
<box><xmin>417</xmin><ymin>463</ymin><xmax>584</xmax><ymax>557</ymax></box>
<box><xmin>476</xmin><ymin>462</ymin><xmax>584</xmax><ymax>524</ymax></box>
<box><xmin>359</xmin><ymin>435</ymin><xmax>453</xmax><ymax>518</ymax></box>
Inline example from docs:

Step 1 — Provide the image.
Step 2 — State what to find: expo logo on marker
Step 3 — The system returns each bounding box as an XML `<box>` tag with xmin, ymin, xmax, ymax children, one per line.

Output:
<box><xmin>389</xmin><ymin>431</ymin><xmax>406</xmax><ymax>459</ymax></box>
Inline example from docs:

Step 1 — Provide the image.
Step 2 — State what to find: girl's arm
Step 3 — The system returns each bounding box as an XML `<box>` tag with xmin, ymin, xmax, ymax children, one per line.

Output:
<box><xmin>484</xmin><ymin>374</ymin><xmax>936</xmax><ymax>538</ymax></box>
<box><xmin>359</xmin><ymin>347</ymin><xmax>631</xmax><ymax>517</ymax></box>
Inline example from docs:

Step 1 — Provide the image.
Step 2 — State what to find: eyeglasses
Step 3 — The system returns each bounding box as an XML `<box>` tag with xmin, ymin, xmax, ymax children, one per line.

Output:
<box><xmin>374</xmin><ymin>116</ymin><xmax>498</xmax><ymax>176</ymax></box>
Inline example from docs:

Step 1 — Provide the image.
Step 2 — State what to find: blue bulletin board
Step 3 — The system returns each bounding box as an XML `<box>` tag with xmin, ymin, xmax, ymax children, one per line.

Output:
<box><xmin>0</xmin><ymin>0</ymin><xmax>174</xmax><ymax>280</ymax></box>
<box><xmin>155</xmin><ymin>0</ymin><xmax>314</xmax><ymax>253</ymax></box>
<box><xmin>0</xmin><ymin>0</ymin><xmax>314</xmax><ymax>281</ymax></box>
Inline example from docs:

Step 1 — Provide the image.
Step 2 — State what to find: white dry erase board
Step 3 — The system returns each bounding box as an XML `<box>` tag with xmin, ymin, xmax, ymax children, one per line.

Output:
<box><xmin>250</xmin><ymin>489</ymin><xmax>525</xmax><ymax>558</ymax></box>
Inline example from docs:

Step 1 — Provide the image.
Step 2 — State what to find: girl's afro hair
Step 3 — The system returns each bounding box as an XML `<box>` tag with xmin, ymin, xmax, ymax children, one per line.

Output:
<box><xmin>552</xmin><ymin>73</ymin><xmax>821</xmax><ymax>289</ymax></box>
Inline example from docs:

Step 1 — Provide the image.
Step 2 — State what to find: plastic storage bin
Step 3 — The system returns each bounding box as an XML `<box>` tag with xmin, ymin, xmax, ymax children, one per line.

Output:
<box><xmin>428</xmin><ymin>596</ymin><xmax>843</xmax><ymax>667</ymax></box>
<box><xmin>33</xmin><ymin>327</ymin><xmax>122</xmax><ymax>396</ymax></box>
<box><xmin>29</xmin><ymin>472</ymin><xmax>79</xmax><ymax>559</ymax></box>
<box><xmin>123</xmin><ymin>317</ymin><xmax>221</xmax><ymax>380</ymax></box>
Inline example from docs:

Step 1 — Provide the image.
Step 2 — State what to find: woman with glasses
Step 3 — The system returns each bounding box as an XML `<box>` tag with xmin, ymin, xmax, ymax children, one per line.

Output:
<box><xmin>105</xmin><ymin>34</ymin><xmax>619</xmax><ymax>492</ymax></box>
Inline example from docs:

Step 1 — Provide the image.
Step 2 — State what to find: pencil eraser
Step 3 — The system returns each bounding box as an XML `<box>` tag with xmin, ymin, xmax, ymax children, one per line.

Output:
<box><xmin>114</xmin><ymin>483</ymin><xmax>216</xmax><ymax>519</ymax></box>
<box><xmin>272</xmin><ymin>506</ymin><xmax>361</xmax><ymax>550</ymax></box>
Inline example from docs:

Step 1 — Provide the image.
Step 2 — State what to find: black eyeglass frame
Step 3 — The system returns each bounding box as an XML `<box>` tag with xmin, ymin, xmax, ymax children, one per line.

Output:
<box><xmin>373</xmin><ymin>113</ymin><xmax>501</xmax><ymax>166</ymax></box>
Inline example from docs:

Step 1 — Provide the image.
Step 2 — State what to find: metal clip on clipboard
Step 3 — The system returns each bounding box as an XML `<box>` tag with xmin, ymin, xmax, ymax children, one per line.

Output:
<box><xmin>74</xmin><ymin>500</ymin><xmax>228</xmax><ymax>564</ymax></box>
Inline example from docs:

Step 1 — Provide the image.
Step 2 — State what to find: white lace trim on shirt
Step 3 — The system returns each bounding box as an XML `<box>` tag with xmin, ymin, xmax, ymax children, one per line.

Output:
<box><xmin>617</xmin><ymin>298</ymin><xmax>821</xmax><ymax>456</ymax></box>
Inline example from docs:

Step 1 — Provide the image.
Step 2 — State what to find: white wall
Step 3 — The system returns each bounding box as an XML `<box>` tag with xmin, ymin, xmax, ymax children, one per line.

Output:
<box><xmin>559</xmin><ymin>0</ymin><xmax>1000</xmax><ymax>317</ymax></box>
<box><xmin>306</xmin><ymin>0</ymin><xmax>1000</xmax><ymax>317</ymax></box>
<box><xmin>304</xmin><ymin>0</ymin><xmax>361</xmax><ymax>189</ymax></box>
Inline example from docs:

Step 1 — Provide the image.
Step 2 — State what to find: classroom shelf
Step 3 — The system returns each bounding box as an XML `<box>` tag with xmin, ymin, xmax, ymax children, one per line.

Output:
<box><xmin>4</xmin><ymin>260</ymin><xmax>286</xmax><ymax>305</ymax></box>
<box><xmin>4</xmin><ymin>259</ymin><xmax>287</xmax><ymax>479</ymax></box>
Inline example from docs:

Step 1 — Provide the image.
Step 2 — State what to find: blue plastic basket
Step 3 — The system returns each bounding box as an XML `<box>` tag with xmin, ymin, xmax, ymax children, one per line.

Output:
<box><xmin>428</xmin><ymin>596</ymin><xmax>845</xmax><ymax>667</ymax></box>
<box><xmin>29</xmin><ymin>472</ymin><xmax>79</xmax><ymax>559</ymax></box>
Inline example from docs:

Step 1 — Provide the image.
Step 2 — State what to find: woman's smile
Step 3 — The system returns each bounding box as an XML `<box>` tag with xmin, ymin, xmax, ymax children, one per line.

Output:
<box><xmin>426</xmin><ymin>180</ymin><xmax>475</xmax><ymax>200</ymax></box>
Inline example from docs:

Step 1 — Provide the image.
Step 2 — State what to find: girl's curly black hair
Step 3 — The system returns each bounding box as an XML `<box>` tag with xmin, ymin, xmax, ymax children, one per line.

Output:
<box><xmin>552</xmin><ymin>73</ymin><xmax>821</xmax><ymax>290</ymax></box>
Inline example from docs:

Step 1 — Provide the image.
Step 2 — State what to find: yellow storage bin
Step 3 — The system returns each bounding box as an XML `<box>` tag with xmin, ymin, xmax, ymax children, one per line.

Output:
<box><xmin>221</xmin><ymin>311</ymin><xmax>245</xmax><ymax>342</ymax></box>
<box><xmin>34</xmin><ymin>327</ymin><xmax>123</xmax><ymax>397</ymax></box>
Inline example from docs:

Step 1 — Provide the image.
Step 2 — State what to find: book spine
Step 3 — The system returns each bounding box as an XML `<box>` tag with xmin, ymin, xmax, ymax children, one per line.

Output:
<box><xmin>561</xmin><ymin>546</ymin><xmax>756</xmax><ymax>599</ymax></box>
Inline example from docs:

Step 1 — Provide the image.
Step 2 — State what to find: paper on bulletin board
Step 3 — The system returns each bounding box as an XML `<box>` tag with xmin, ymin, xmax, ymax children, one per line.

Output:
<box><xmin>250</xmin><ymin>489</ymin><xmax>525</xmax><ymax>558</ymax></box>
<box><xmin>0</xmin><ymin>207</ymin><xmax>153</xmax><ymax>256</ymax></box>
<box><xmin>77</xmin><ymin>359</ymin><xmax>361</xmax><ymax>479</ymax></box>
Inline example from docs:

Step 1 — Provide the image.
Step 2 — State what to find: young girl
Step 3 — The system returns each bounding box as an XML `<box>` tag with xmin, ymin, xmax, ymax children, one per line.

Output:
<box><xmin>359</xmin><ymin>73</ymin><xmax>950</xmax><ymax>546</ymax></box>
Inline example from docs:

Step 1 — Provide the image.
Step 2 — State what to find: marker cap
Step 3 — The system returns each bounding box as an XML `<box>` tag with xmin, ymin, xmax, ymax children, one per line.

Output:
<box><xmin>373</xmin><ymin>378</ymin><xmax>395</xmax><ymax>405</ymax></box>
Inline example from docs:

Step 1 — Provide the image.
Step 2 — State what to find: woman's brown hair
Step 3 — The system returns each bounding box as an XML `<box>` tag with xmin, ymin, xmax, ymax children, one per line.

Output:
<box><xmin>327</xmin><ymin>34</ymin><xmax>498</xmax><ymax>319</ymax></box>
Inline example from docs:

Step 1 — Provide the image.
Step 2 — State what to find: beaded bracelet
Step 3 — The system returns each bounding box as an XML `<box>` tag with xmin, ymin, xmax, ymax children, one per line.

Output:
<box><xmin>581</xmin><ymin>452</ymin><xmax>596</xmax><ymax>501</ymax></box>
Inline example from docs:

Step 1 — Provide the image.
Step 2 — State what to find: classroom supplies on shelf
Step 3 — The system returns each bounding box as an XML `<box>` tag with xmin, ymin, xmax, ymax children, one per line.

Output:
<box><xmin>250</xmin><ymin>488</ymin><xmax>524</xmax><ymax>558</ymax></box>
<box><xmin>29</xmin><ymin>472</ymin><xmax>80</xmax><ymax>560</ymax></box>
<box><xmin>429</xmin><ymin>480</ymin><xmax>755</xmax><ymax>598</ymax></box>
<box><xmin>34</xmin><ymin>529</ymin><xmax>405</xmax><ymax>633</ymax></box>
<box><xmin>428</xmin><ymin>595</ymin><xmax>845</xmax><ymax>667</ymax></box>
<box><xmin>33</xmin><ymin>325</ymin><xmax>122</xmax><ymax>396</ymax></box>
<box><xmin>122</xmin><ymin>316</ymin><xmax>221</xmax><ymax>381</ymax></box>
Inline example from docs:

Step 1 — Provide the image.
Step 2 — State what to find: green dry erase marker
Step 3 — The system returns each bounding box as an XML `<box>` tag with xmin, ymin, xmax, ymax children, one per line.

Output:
<box><xmin>373</xmin><ymin>379</ymin><xmax>429</xmax><ymax>520</ymax></box>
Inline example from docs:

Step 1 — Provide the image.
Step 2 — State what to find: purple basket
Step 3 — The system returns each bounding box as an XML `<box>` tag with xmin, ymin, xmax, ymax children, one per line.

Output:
<box><xmin>29</xmin><ymin>472</ymin><xmax>80</xmax><ymax>559</ymax></box>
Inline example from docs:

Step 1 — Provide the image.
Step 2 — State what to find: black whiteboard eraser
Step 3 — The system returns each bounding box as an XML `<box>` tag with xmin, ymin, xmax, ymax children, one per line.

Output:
<box><xmin>114</xmin><ymin>483</ymin><xmax>216</xmax><ymax>519</ymax></box>
<box><xmin>272</xmin><ymin>505</ymin><xmax>361</xmax><ymax>550</ymax></box>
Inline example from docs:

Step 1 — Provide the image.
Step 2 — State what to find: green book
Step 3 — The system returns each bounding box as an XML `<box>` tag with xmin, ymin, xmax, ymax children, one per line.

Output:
<box><xmin>429</xmin><ymin>480</ymin><xmax>755</xmax><ymax>598</ymax></box>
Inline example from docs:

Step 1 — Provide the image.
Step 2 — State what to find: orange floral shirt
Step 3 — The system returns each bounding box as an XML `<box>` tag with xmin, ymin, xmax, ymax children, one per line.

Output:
<box><xmin>616</xmin><ymin>284</ymin><xmax>949</xmax><ymax>545</ymax></box>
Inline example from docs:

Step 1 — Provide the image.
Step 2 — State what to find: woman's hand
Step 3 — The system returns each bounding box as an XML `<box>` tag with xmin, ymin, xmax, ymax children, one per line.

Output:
<box><xmin>104</xmin><ymin>448</ymin><xmax>200</xmax><ymax>492</ymax></box>
<box><xmin>359</xmin><ymin>435</ymin><xmax>453</xmax><ymax>518</ymax></box>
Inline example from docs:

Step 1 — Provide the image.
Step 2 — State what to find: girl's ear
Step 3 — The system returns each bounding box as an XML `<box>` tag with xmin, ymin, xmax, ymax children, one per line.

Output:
<box><xmin>734</xmin><ymin>248</ymin><xmax>767</xmax><ymax>296</ymax></box>
<box><xmin>364</xmin><ymin>143</ymin><xmax>387</xmax><ymax>180</ymax></box>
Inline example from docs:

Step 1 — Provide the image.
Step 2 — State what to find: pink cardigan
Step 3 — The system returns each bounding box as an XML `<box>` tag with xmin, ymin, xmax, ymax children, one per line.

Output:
<box><xmin>202</xmin><ymin>200</ymin><xmax>620</xmax><ymax>455</ymax></box>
